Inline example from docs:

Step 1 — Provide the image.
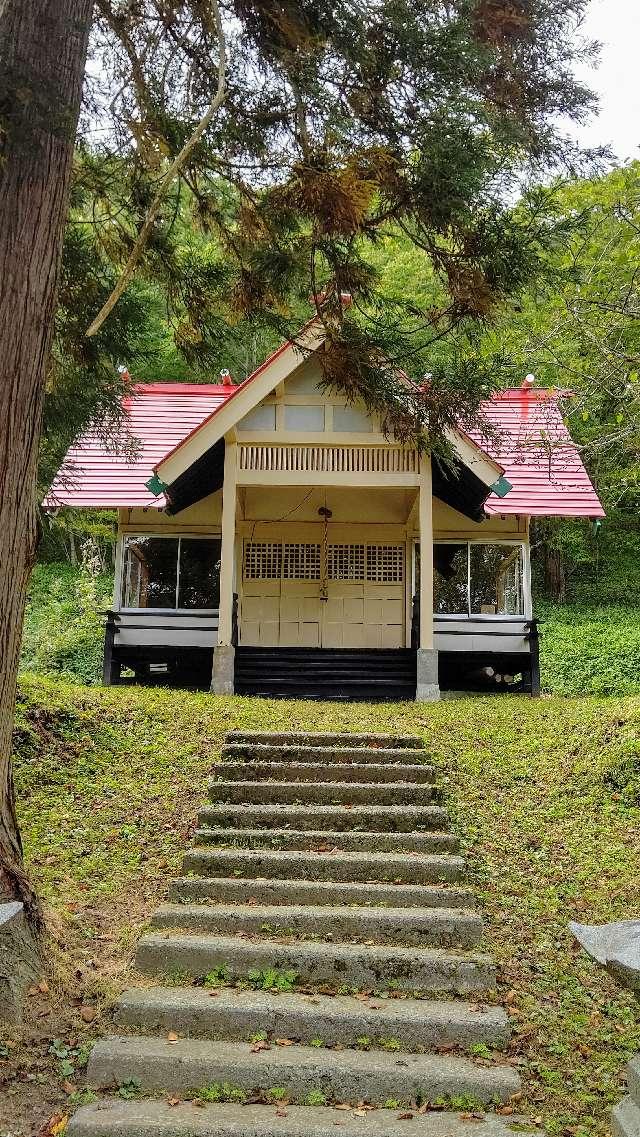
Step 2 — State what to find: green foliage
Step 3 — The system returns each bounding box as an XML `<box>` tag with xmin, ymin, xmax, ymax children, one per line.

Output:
<box><xmin>247</xmin><ymin>967</ymin><xmax>298</xmax><ymax>992</ymax></box>
<box><xmin>267</xmin><ymin>1087</ymin><xmax>288</xmax><ymax>1102</ymax></box>
<box><xmin>539</xmin><ymin>602</ymin><xmax>640</xmax><ymax>696</ymax></box>
<box><xmin>305</xmin><ymin>1090</ymin><xmax>327</xmax><ymax>1106</ymax></box>
<box><xmin>196</xmin><ymin>1082</ymin><xmax>247</xmax><ymax>1103</ymax></box>
<box><xmin>21</xmin><ymin>562</ymin><xmax>113</xmax><ymax>686</ymax></box>
<box><xmin>204</xmin><ymin>964</ymin><xmax>230</xmax><ymax>988</ymax></box>
<box><xmin>32</xmin><ymin>0</ymin><xmax>599</xmax><ymax>501</ymax></box>
<box><xmin>117</xmin><ymin>1078</ymin><xmax>141</xmax><ymax>1100</ymax></box>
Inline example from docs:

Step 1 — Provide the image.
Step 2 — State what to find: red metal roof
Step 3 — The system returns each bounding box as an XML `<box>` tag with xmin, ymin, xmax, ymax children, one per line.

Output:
<box><xmin>477</xmin><ymin>389</ymin><xmax>604</xmax><ymax>518</ymax></box>
<box><xmin>46</xmin><ymin>379</ymin><xmax>604</xmax><ymax>519</ymax></box>
<box><xmin>45</xmin><ymin>384</ymin><xmax>236</xmax><ymax>509</ymax></box>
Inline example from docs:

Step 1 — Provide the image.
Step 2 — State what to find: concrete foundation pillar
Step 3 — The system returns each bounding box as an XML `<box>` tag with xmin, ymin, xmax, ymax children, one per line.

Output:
<box><xmin>416</xmin><ymin>647</ymin><xmax>440</xmax><ymax>702</ymax></box>
<box><xmin>211</xmin><ymin>645</ymin><xmax>235</xmax><ymax>696</ymax></box>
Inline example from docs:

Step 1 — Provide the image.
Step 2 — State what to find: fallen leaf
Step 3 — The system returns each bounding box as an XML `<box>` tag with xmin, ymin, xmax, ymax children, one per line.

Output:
<box><xmin>167</xmin><ymin>1031</ymin><xmax>179</xmax><ymax>1043</ymax></box>
<box><xmin>352</xmin><ymin>1109</ymin><xmax>367</xmax><ymax>1117</ymax></box>
<box><xmin>251</xmin><ymin>1040</ymin><xmax>270</xmax><ymax>1052</ymax></box>
<box><xmin>167</xmin><ymin>1097</ymin><xmax>181</xmax><ymax>1106</ymax></box>
<box><xmin>39</xmin><ymin>1116</ymin><xmax>68</xmax><ymax>1137</ymax></box>
<box><xmin>38</xmin><ymin>980</ymin><xmax>50</xmax><ymax>994</ymax></box>
<box><xmin>61</xmin><ymin>1081</ymin><xmax>77</xmax><ymax>1095</ymax></box>
<box><xmin>275</xmin><ymin>1038</ymin><xmax>294</xmax><ymax>1046</ymax></box>
<box><xmin>397</xmin><ymin>1112</ymin><xmax>414</xmax><ymax>1120</ymax></box>
<box><xmin>80</xmin><ymin>1005</ymin><xmax>96</xmax><ymax>1023</ymax></box>
<box><xmin>192</xmin><ymin>1099</ymin><xmax>206</xmax><ymax>1108</ymax></box>
<box><xmin>334</xmin><ymin>1103</ymin><xmax>352</xmax><ymax>1110</ymax></box>
<box><xmin>275</xmin><ymin>1109</ymin><xmax>288</xmax><ymax>1117</ymax></box>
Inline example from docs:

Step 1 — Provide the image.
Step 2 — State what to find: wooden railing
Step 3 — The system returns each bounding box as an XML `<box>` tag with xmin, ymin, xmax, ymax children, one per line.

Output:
<box><xmin>238</xmin><ymin>444</ymin><xmax>419</xmax><ymax>475</ymax></box>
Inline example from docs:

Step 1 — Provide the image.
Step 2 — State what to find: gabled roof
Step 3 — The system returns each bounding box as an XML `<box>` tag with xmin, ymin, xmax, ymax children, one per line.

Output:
<box><xmin>474</xmin><ymin>389</ymin><xmax>604</xmax><ymax>518</ymax></box>
<box><xmin>45</xmin><ymin>384</ymin><xmax>236</xmax><ymax>509</ymax></box>
<box><xmin>46</xmin><ymin>355</ymin><xmax>604</xmax><ymax>519</ymax></box>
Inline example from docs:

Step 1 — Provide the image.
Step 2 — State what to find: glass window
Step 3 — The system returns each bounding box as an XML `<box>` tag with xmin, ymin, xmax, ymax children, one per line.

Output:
<box><xmin>430</xmin><ymin>542</ymin><xmax>525</xmax><ymax>616</ymax></box>
<box><xmin>122</xmin><ymin>537</ymin><xmax>178</xmax><ymax>608</ymax></box>
<box><xmin>121</xmin><ymin>536</ymin><xmax>221</xmax><ymax>610</ymax></box>
<box><xmin>284</xmin><ymin>404</ymin><xmax>325</xmax><ymax>431</ymax></box>
<box><xmin>470</xmin><ymin>544</ymin><xmax>523</xmax><ymax>615</ymax></box>
<box><xmin>178</xmin><ymin>538</ymin><xmax>221</xmax><ymax>608</ymax></box>
<box><xmin>434</xmin><ymin>543</ymin><xmax>468</xmax><ymax>614</ymax></box>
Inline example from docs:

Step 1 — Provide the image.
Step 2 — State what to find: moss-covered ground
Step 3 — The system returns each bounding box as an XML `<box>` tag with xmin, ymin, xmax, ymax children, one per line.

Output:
<box><xmin>4</xmin><ymin>676</ymin><xmax>640</xmax><ymax>1136</ymax></box>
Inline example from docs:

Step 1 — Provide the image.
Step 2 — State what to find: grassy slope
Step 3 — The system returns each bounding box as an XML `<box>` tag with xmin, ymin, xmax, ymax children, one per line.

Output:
<box><xmin>7</xmin><ymin>676</ymin><xmax>640</xmax><ymax>1136</ymax></box>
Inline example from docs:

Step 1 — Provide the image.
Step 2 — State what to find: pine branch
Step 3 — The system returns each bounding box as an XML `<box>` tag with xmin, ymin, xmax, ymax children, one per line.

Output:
<box><xmin>85</xmin><ymin>0</ymin><xmax>227</xmax><ymax>339</ymax></box>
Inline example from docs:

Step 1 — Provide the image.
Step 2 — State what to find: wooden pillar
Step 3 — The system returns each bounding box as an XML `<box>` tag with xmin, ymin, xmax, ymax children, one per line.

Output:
<box><xmin>217</xmin><ymin>442</ymin><xmax>237</xmax><ymax>647</ymax></box>
<box><xmin>416</xmin><ymin>454</ymin><xmax>439</xmax><ymax>700</ymax></box>
<box><xmin>419</xmin><ymin>455</ymin><xmax>434</xmax><ymax>650</ymax></box>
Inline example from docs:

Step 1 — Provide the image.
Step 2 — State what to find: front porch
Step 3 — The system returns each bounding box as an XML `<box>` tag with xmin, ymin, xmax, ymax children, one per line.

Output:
<box><xmin>105</xmin><ymin>468</ymin><xmax>538</xmax><ymax>698</ymax></box>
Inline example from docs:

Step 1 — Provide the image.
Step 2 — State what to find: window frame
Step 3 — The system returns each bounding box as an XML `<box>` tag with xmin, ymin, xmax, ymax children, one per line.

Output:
<box><xmin>116</xmin><ymin>533</ymin><xmax>222</xmax><ymax>614</ymax></box>
<box><xmin>414</xmin><ymin>538</ymin><xmax>531</xmax><ymax>621</ymax></box>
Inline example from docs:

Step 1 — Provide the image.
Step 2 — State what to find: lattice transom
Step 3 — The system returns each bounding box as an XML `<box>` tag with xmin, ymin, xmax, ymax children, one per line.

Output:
<box><xmin>366</xmin><ymin>544</ymin><xmax>405</xmax><ymax>583</ymax></box>
<box><xmin>327</xmin><ymin>544</ymin><xmax>366</xmax><ymax>581</ymax></box>
<box><xmin>243</xmin><ymin>542</ymin><xmax>283</xmax><ymax>580</ymax></box>
<box><xmin>283</xmin><ymin>543</ymin><xmax>321</xmax><ymax>580</ymax></box>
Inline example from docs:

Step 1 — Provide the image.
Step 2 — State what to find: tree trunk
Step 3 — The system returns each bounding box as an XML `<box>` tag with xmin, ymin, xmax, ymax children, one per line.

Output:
<box><xmin>543</xmin><ymin>544</ymin><xmax>566</xmax><ymax>603</ymax></box>
<box><xmin>0</xmin><ymin>0</ymin><xmax>93</xmax><ymax>939</ymax></box>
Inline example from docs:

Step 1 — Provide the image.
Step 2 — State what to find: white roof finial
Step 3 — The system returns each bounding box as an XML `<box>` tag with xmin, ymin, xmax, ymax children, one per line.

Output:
<box><xmin>522</xmin><ymin>373</ymin><xmax>535</xmax><ymax>388</ymax></box>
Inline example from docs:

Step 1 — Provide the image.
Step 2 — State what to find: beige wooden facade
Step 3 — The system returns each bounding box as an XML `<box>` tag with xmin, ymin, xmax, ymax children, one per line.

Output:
<box><xmin>114</xmin><ymin>355</ymin><xmax>530</xmax><ymax>681</ymax></box>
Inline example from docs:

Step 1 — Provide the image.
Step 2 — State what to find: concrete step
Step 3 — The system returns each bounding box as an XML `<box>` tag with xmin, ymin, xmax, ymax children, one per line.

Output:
<box><xmin>150</xmin><ymin>902</ymin><xmax>483</xmax><ymax>948</ymax></box>
<box><xmin>194</xmin><ymin>827</ymin><xmax>460</xmax><ymax>854</ymax></box>
<box><xmin>182</xmin><ymin>848</ymin><xmax>464</xmax><ymax>885</ymax></box>
<box><xmin>136</xmin><ymin>932</ymin><xmax>495</xmax><ymax>994</ymax></box>
<box><xmin>222</xmin><ymin>743</ymin><xmax>430</xmax><ymax>765</ymax></box>
<box><xmin>209</xmin><ymin>781</ymin><xmax>437</xmax><ymax>806</ymax></box>
<box><xmin>114</xmin><ymin>985</ymin><xmax>510</xmax><ymax>1050</ymax></box>
<box><xmin>227</xmin><ymin>731</ymin><xmax>424</xmax><ymax>749</ymax></box>
<box><xmin>612</xmin><ymin>1096</ymin><xmax>640</xmax><ymax>1137</ymax></box>
<box><xmin>169</xmin><ymin>876</ymin><xmax>475</xmax><ymax>910</ymax></box>
<box><xmin>67</xmin><ymin>1100</ymin><xmax>527</xmax><ymax>1137</ymax></box>
<box><xmin>215</xmin><ymin>761</ymin><xmax>436</xmax><ymax>785</ymax></box>
<box><xmin>628</xmin><ymin>1056</ymin><xmax>640</xmax><ymax>1105</ymax></box>
<box><xmin>86</xmin><ymin>1035</ymin><xmax>520</xmax><ymax>1105</ymax></box>
<box><xmin>198</xmin><ymin>802</ymin><xmax>449</xmax><ymax>833</ymax></box>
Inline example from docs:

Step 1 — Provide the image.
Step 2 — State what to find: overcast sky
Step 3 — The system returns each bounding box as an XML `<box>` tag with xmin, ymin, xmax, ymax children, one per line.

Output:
<box><xmin>571</xmin><ymin>0</ymin><xmax>640</xmax><ymax>162</ymax></box>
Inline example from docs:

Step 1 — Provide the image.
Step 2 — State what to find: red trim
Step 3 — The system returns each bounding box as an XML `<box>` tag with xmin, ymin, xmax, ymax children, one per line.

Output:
<box><xmin>133</xmin><ymin>383</ymin><xmax>236</xmax><ymax>395</ymax></box>
<box><xmin>154</xmin><ymin>316</ymin><xmax>323</xmax><ymax>471</ymax></box>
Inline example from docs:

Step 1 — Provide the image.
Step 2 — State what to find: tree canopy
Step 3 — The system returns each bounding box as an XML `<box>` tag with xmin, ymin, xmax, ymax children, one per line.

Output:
<box><xmin>70</xmin><ymin>0</ymin><xmax>601</xmax><ymax>444</ymax></box>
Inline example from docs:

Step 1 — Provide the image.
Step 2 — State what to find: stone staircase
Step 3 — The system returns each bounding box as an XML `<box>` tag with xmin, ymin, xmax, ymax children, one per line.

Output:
<box><xmin>68</xmin><ymin>731</ymin><xmax>525</xmax><ymax>1137</ymax></box>
<box><xmin>613</xmin><ymin>1056</ymin><xmax>640</xmax><ymax>1137</ymax></box>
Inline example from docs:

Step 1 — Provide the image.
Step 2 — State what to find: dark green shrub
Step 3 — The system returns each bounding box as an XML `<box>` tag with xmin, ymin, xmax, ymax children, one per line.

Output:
<box><xmin>21</xmin><ymin>562</ymin><xmax>113</xmax><ymax>685</ymax></box>
<box><xmin>537</xmin><ymin>602</ymin><xmax>640</xmax><ymax>696</ymax></box>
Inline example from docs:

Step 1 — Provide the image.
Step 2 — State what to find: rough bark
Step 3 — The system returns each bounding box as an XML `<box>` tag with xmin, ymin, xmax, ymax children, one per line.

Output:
<box><xmin>0</xmin><ymin>0</ymin><xmax>93</xmax><ymax>939</ymax></box>
<box><xmin>543</xmin><ymin>544</ymin><xmax>567</xmax><ymax>603</ymax></box>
